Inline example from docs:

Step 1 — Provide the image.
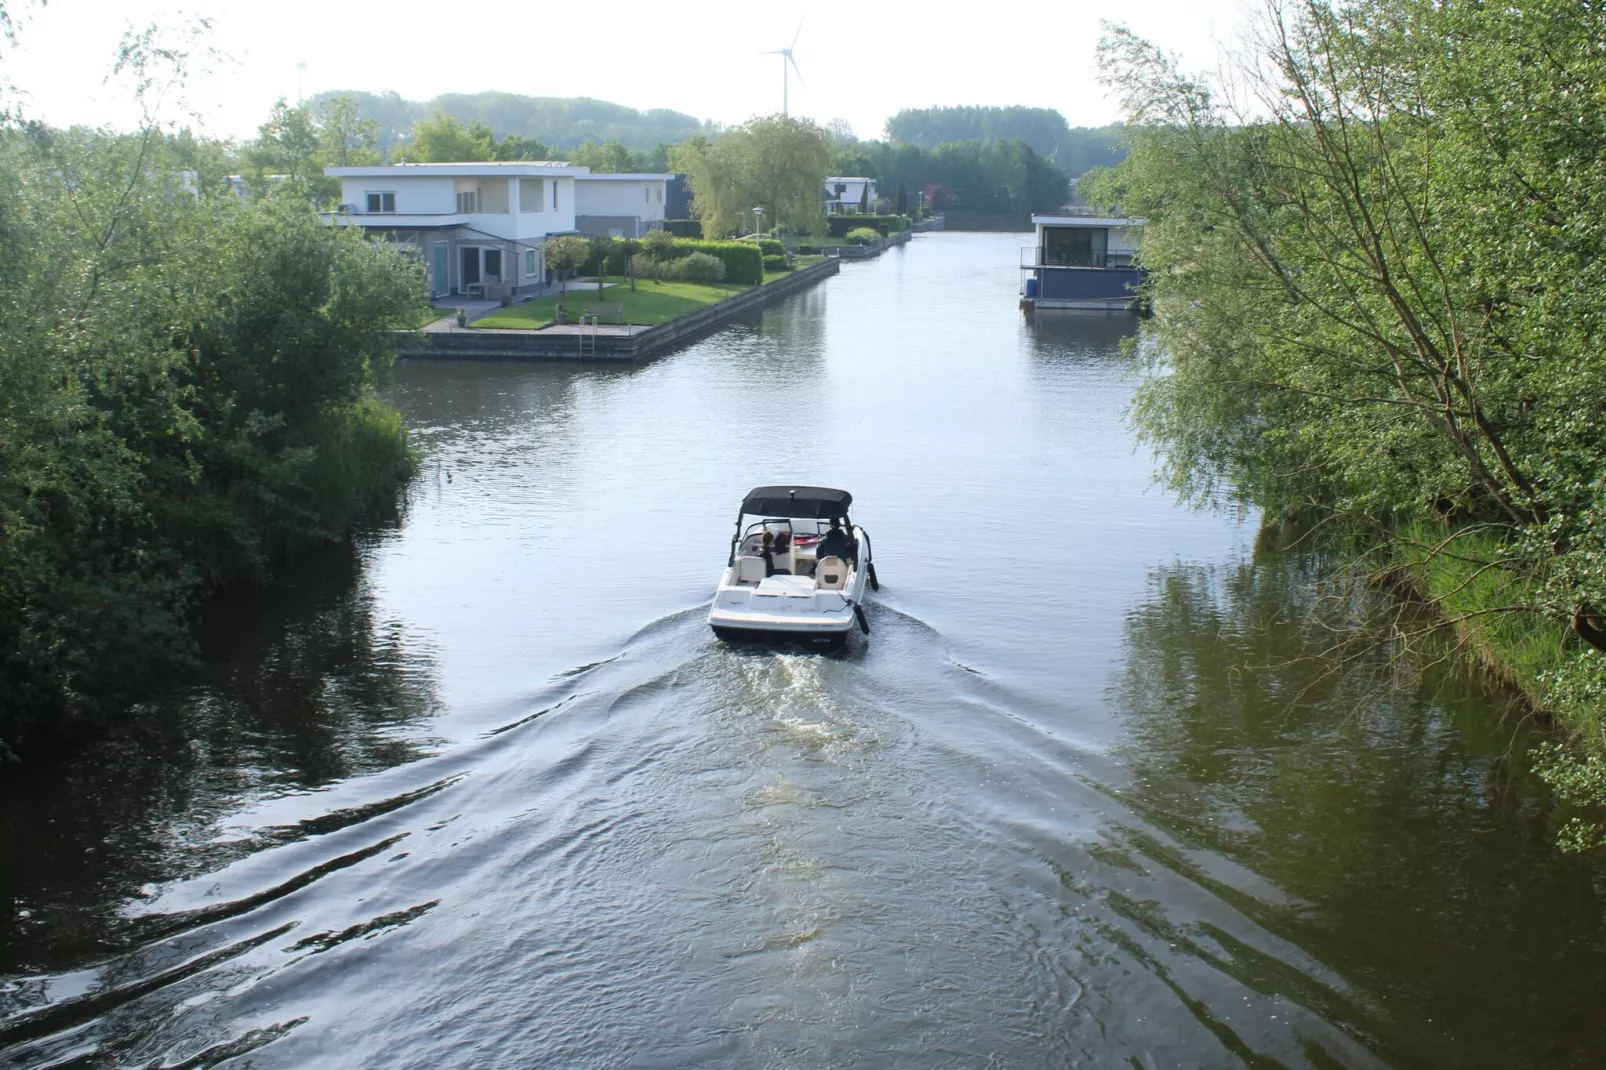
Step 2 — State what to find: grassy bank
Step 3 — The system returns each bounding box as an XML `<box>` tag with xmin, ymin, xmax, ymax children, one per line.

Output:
<box><xmin>472</xmin><ymin>277</ymin><xmax>749</xmax><ymax>329</ymax></box>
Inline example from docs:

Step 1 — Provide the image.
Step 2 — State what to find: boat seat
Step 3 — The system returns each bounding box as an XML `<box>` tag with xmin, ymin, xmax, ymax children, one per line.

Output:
<box><xmin>736</xmin><ymin>556</ymin><xmax>767</xmax><ymax>584</ymax></box>
<box><xmin>815</xmin><ymin>556</ymin><xmax>848</xmax><ymax>590</ymax></box>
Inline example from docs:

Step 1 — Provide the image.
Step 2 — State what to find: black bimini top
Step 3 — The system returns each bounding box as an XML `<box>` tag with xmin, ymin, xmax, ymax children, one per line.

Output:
<box><xmin>742</xmin><ymin>485</ymin><xmax>852</xmax><ymax>520</ymax></box>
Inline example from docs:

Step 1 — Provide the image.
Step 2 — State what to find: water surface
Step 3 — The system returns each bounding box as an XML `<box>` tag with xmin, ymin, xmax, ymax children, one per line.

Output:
<box><xmin>4</xmin><ymin>233</ymin><xmax>1605</xmax><ymax>1068</ymax></box>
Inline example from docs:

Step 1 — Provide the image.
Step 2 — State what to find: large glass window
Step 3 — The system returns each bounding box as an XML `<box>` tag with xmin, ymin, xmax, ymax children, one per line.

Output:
<box><xmin>483</xmin><ymin>248</ymin><xmax>502</xmax><ymax>280</ymax></box>
<box><xmin>365</xmin><ymin>191</ymin><xmax>395</xmax><ymax>214</ymax></box>
<box><xmin>1043</xmin><ymin>227</ymin><xmax>1108</xmax><ymax>268</ymax></box>
<box><xmin>519</xmin><ymin>178</ymin><xmax>545</xmax><ymax>212</ymax></box>
<box><xmin>456</xmin><ymin>190</ymin><xmax>479</xmax><ymax>213</ymax></box>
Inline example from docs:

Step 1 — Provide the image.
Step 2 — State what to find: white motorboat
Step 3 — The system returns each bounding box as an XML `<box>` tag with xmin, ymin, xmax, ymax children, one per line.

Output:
<box><xmin>708</xmin><ymin>485</ymin><xmax>878</xmax><ymax>646</ymax></box>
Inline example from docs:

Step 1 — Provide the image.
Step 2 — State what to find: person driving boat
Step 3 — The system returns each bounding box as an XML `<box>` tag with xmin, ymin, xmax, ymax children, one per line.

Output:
<box><xmin>815</xmin><ymin>518</ymin><xmax>853</xmax><ymax>565</ymax></box>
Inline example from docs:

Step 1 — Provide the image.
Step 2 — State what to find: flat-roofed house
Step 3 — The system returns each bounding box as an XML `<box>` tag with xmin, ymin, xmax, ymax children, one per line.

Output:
<box><xmin>573</xmin><ymin>173</ymin><xmax>670</xmax><ymax>238</ymax></box>
<box><xmin>824</xmin><ymin>177</ymin><xmax>877</xmax><ymax>215</ymax></box>
<box><xmin>323</xmin><ymin>162</ymin><xmax>588</xmax><ymax>299</ymax></box>
<box><xmin>1020</xmin><ymin>210</ymin><xmax>1146</xmax><ymax>311</ymax></box>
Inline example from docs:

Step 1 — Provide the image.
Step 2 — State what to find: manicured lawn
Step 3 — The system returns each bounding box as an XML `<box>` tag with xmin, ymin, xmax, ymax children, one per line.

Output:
<box><xmin>472</xmin><ymin>277</ymin><xmax>750</xmax><ymax>329</ymax></box>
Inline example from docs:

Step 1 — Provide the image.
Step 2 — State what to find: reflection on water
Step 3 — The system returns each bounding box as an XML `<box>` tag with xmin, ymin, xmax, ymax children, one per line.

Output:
<box><xmin>0</xmin><ymin>543</ymin><xmax>441</xmax><ymax>977</ymax></box>
<box><xmin>3</xmin><ymin>233</ymin><xmax>1606</xmax><ymax>1069</ymax></box>
<box><xmin>1114</xmin><ymin>551</ymin><xmax>1606</xmax><ymax>1067</ymax></box>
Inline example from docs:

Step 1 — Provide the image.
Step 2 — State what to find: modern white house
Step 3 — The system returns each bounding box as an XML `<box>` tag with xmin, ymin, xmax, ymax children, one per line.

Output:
<box><xmin>322</xmin><ymin>162</ymin><xmax>590</xmax><ymax>299</ymax></box>
<box><xmin>1020</xmin><ymin>210</ymin><xmax>1146</xmax><ymax>311</ymax></box>
<box><xmin>824</xmin><ymin>177</ymin><xmax>877</xmax><ymax>215</ymax></box>
<box><xmin>573</xmin><ymin>173</ymin><xmax>669</xmax><ymax>238</ymax></box>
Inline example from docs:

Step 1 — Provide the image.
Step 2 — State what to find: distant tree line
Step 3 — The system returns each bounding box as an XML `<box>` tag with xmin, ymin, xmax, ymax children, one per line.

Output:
<box><xmin>305</xmin><ymin>90</ymin><xmax>714</xmax><ymax>153</ymax></box>
<box><xmin>884</xmin><ymin>105</ymin><xmax>1127</xmax><ymax>178</ymax></box>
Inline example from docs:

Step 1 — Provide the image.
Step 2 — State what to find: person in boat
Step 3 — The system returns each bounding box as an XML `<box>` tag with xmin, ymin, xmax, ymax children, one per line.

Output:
<box><xmin>815</xmin><ymin>518</ymin><xmax>854</xmax><ymax>566</ymax></box>
<box><xmin>759</xmin><ymin>531</ymin><xmax>788</xmax><ymax>576</ymax></box>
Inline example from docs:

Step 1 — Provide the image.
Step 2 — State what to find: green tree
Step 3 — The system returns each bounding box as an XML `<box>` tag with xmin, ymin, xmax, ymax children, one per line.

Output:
<box><xmin>315</xmin><ymin>93</ymin><xmax>382</xmax><ymax>167</ymax></box>
<box><xmin>1091</xmin><ymin>2</ymin><xmax>1606</xmax><ymax>843</ymax></box>
<box><xmin>494</xmin><ymin>134</ymin><xmax>550</xmax><ymax>161</ymax></box>
<box><xmin>402</xmin><ymin>112</ymin><xmax>495</xmax><ymax>161</ymax></box>
<box><xmin>674</xmin><ymin>114</ymin><xmax>830</xmax><ymax>238</ymax></box>
<box><xmin>0</xmin><ymin>117</ymin><xmax>423</xmax><ymax>756</ymax></box>
<box><xmin>544</xmin><ymin>235</ymin><xmax>591</xmax><ymax>319</ymax></box>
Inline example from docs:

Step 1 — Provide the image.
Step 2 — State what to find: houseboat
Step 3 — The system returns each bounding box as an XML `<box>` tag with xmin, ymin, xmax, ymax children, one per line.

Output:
<box><xmin>1020</xmin><ymin>209</ymin><xmax>1145</xmax><ymax>312</ymax></box>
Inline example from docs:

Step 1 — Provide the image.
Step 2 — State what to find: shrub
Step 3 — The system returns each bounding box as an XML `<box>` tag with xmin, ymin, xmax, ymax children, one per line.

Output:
<box><xmin>845</xmin><ymin>227</ymin><xmax>880</xmax><ymax>245</ymax></box>
<box><xmin>642</xmin><ymin>228</ymin><xmax>677</xmax><ymax>258</ymax></box>
<box><xmin>664</xmin><ymin>219</ymin><xmax>703</xmax><ymax>238</ymax></box>
<box><xmin>826</xmin><ymin>214</ymin><xmax>910</xmax><ymax>239</ymax></box>
<box><xmin>629</xmin><ymin>254</ymin><xmax>659</xmax><ymax>280</ymax></box>
<box><xmin>763</xmin><ymin>255</ymin><xmax>790</xmax><ymax>273</ymax></box>
<box><xmin>670</xmin><ymin>240</ymin><xmax>762</xmax><ymax>285</ymax></box>
<box><xmin>746</xmin><ymin>238</ymin><xmax>785</xmax><ymax>257</ymax></box>
<box><xmin>661</xmin><ymin>251</ymin><xmax>726</xmax><ymax>283</ymax></box>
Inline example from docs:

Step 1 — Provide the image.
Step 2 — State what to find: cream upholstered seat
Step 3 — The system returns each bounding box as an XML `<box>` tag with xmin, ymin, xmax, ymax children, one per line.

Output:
<box><xmin>736</xmin><ymin>556</ymin><xmax>768</xmax><ymax>584</ymax></box>
<box><xmin>815</xmin><ymin>556</ymin><xmax>848</xmax><ymax>590</ymax></box>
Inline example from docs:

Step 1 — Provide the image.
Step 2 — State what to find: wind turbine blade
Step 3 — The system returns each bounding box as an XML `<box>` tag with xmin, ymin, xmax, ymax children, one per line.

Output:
<box><xmin>791</xmin><ymin>13</ymin><xmax>805</xmax><ymax>51</ymax></box>
<box><xmin>788</xmin><ymin>53</ymin><xmax>806</xmax><ymax>90</ymax></box>
<box><xmin>759</xmin><ymin>49</ymin><xmax>785</xmax><ymax>54</ymax></box>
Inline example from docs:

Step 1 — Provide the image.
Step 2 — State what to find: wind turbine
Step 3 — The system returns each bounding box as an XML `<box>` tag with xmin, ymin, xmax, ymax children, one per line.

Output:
<box><xmin>760</xmin><ymin>17</ymin><xmax>805</xmax><ymax>116</ymax></box>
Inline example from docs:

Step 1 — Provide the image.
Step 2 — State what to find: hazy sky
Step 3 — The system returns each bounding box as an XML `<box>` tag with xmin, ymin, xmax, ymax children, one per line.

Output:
<box><xmin>3</xmin><ymin>0</ymin><xmax>1255</xmax><ymax>140</ymax></box>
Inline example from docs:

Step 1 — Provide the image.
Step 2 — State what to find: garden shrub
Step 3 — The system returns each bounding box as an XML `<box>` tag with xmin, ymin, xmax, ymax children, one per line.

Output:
<box><xmin>745</xmin><ymin>238</ymin><xmax>785</xmax><ymax>257</ymax></box>
<box><xmin>629</xmin><ymin>254</ymin><xmax>659</xmax><ymax>280</ymax></box>
<box><xmin>661</xmin><ymin>251</ymin><xmax>726</xmax><ymax>283</ymax></box>
<box><xmin>642</xmin><ymin>229</ymin><xmax>677</xmax><ymax>258</ymax></box>
<box><xmin>826</xmin><ymin>214</ymin><xmax>909</xmax><ymax>238</ymax></box>
<box><xmin>763</xmin><ymin>255</ymin><xmax>790</xmax><ymax>273</ymax></box>
<box><xmin>845</xmin><ymin>227</ymin><xmax>880</xmax><ymax>245</ymax></box>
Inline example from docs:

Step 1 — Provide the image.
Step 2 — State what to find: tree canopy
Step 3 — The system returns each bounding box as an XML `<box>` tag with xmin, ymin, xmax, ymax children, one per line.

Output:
<box><xmin>673</xmin><ymin>114</ymin><xmax>830</xmax><ymax>237</ymax></box>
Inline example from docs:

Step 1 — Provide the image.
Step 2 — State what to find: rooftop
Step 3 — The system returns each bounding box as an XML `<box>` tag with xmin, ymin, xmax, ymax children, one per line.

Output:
<box><xmin>325</xmin><ymin>162</ymin><xmax>592</xmax><ymax>178</ymax></box>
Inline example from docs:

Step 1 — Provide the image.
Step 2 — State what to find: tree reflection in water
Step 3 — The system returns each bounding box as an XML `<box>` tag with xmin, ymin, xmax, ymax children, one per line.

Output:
<box><xmin>1112</xmin><ymin>547</ymin><xmax>1606</xmax><ymax>1067</ymax></box>
<box><xmin>0</xmin><ymin>539</ymin><xmax>442</xmax><ymax>974</ymax></box>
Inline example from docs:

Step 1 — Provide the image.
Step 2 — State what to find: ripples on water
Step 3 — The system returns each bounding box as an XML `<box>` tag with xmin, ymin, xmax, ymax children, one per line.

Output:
<box><xmin>4</xmin><ymin>234</ymin><xmax>1606</xmax><ymax>1068</ymax></box>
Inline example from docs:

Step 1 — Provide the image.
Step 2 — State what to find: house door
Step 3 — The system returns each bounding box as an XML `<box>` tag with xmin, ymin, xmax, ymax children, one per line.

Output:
<box><xmin>460</xmin><ymin>246</ymin><xmax>481</xmax><ymax>291</ymax></box>
<box><xmin>431</xmin><ymin>242</ymin><xmax>449</xmax><ymax>297</ymax></box>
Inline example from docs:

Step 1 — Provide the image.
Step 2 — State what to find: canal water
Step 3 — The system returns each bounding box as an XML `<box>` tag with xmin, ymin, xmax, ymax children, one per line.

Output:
<box><xmin>4</xmin><ymin>232</ymin><xmax>1606</xmax><ymax>1068</ymax></box>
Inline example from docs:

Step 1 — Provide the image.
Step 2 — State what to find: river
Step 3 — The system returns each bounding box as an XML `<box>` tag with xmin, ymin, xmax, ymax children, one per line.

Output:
<box><xmin>4</xmin><ymin>232</ymin><xmax>1606</xmax><ymax>1068</ymax></box>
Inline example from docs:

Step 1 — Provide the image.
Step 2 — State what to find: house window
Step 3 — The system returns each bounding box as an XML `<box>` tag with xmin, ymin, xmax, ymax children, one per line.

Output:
<box><xmin>483</xmin><ymin>248</ymin><xmax>502</xmax><ymax>280</ymax></box>
<box><xmin>645</xmin><ymin>188</ymin><xmax>650</xmax><ymax>203</ymax></box>
<box><xmin>524</xmin><ymin>249</ymin><xmax>537</xmax><ymax>277</ymax></box>
<box><xmin>656</xmin><ymin>188</ymin><xmax>662</xmax><ymax>203</ymax></box>
<box><xmin>553</xmin><ymin>181</ymin><xmax>559</xmax><ymax>210</ymax></box>
<box><xmin>519</xmin><ymin>178</ymin><xmax>545</xmax><ymax>212</ymax></box>
<box><xmin>365</xmin><ymin>191</ymin><xmax>396</xmax><ymax>214</ymax></box>
<box><xmin>834</xmin><ymin>183</ymin><xmax>846</xmax><ymax>195</ymax></box>
<box><xmin>456</xmin><ymin>190</ymin><xmax>479</xmax><ymax>213</ymax></box>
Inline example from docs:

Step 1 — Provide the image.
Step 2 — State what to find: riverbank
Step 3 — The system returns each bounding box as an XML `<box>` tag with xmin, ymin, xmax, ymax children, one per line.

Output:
<box><xmin>394</xmin><ymin>255</ymin><xmax>841</xmax><ymax>362</ymax></box>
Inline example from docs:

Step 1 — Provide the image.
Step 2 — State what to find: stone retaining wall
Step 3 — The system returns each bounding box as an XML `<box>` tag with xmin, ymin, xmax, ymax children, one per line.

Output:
<box><xmin>393</xmin><ymin>256</ymin><xmax>841</xmax><ymax>363</ymax></box>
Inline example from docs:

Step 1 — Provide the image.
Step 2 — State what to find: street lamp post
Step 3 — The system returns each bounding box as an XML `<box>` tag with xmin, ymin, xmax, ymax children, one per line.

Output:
<box><xmin>752</xmin><ymin>206</ymin><xmax>765</xmax><ymax>236</ymax></box>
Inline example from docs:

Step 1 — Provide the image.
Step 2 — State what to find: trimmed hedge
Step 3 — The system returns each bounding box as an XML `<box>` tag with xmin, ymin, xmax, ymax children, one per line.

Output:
<box><xmin>845</xmin><ymin>227</ymin><xmax>880</xmax><ymax>245</ymax></box>
<box><xmin>666</xmin><ymin>239</ymin><xmax>762</xmax><ymax>286</ymax></box>
<box><xmin>745</xmin><ymin>238</ymin><xmax>785</xmax><ymax>257</ymax></box>
<box><xmin>584</xmin><ymin>235</ymin><xmax>762</xmax><ymax>285</ymax></box>
<box><xmin>826</xmin><ymin>214</ymin><xmax>910</xmax><ymax>238</ymax></box>
<box><xmin>763</xmin><ymin>255</ymin><xmax>790</xmax><ymax>272</ymax></box>
<box><xmin>664</xmin><ymin>219</ymin><xmax>703</xmax><ymax>238</ymax></box>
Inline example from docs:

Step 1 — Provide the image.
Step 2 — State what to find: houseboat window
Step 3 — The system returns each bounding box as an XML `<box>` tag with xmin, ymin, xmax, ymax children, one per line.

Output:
<box><xmin>1043</xmin><ymin>226</ymin><xmax>1109</xmax><ymax>268</ymax></box>
<box><xmin>519</xmin><ymin>179</ymin><xmax>544</xmax><ymax>211</ymax></box>
<box><xmin>456</xmin><ymin>190</ymin><xmax>479</xmax><ymax>213</ymax></box>
<box><xmin>365</xmin><ymin>191</ymin><xmax>395</xmax><ymax>214</ymax></box>
<box><xmin>483</xmin><ymin>249</ymin><xmax>502</xmax><ymax>280</ymax></box>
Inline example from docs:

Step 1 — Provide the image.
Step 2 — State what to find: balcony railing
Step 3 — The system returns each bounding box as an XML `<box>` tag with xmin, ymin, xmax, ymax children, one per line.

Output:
<box><xmin>1020</xmin><ymin>247</ymin><xmax>1140</xmax><ymax>270</ymax></box>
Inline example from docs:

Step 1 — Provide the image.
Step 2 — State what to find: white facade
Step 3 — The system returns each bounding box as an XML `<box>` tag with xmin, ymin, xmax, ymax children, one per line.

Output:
<box><xmin>323</xmin><ymin>162</ymin><xmax>591</xmax><ymax>298</ymax></box>
<box><xmin>1030</xmin><ymin>214</ymin><xmax>1144</xmax><ymax>267</ymax></box>
<box><xmin>573</xmin><ymin>173</ymin><xmax>669</xmax><ymax>237</ymax></box>
<box><xmin>824</xmin><ymin>176</ymin><xmax>877</xmax><ymax>215</ymax></box>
